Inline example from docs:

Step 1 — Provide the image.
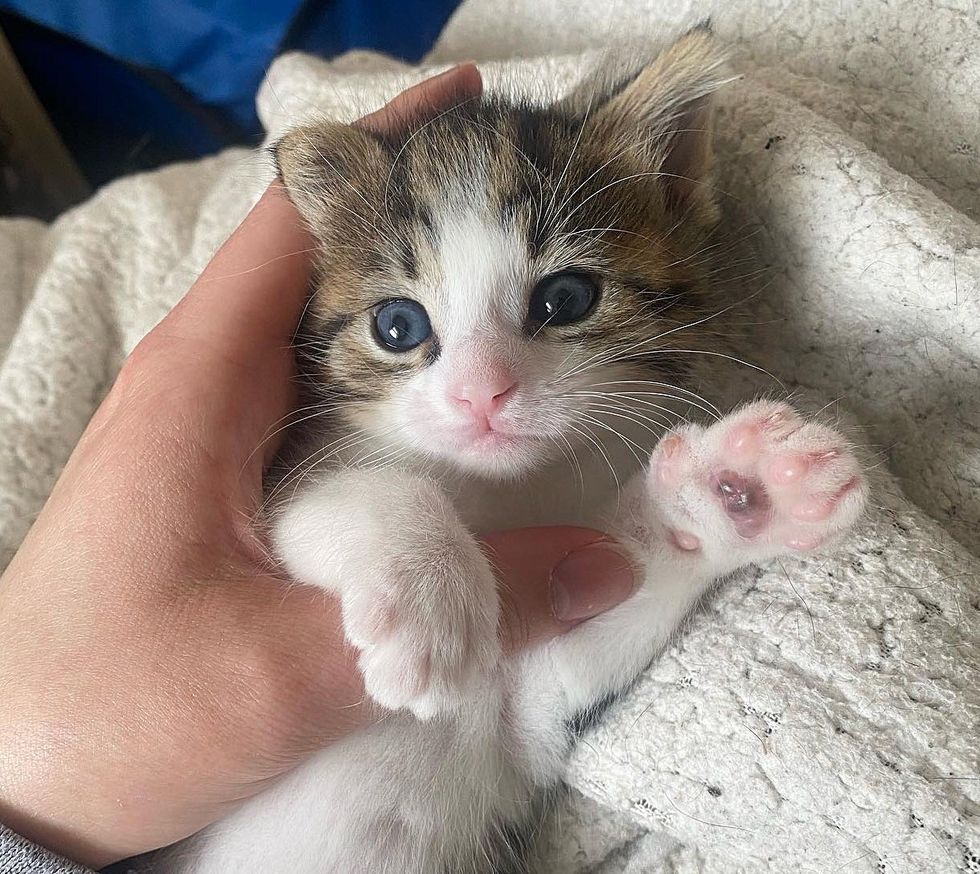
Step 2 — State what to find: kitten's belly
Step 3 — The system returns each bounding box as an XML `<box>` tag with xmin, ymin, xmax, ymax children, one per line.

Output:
<box><xmin>159</xmin><ymin>707</ymin><xmax>532</xmax><ymax>874</ymax></box>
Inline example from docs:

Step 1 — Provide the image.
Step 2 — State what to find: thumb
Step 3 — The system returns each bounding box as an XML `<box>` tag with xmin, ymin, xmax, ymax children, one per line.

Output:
<box><xmin>482</xmin><ymin>527</ymin><xmax>638</xmax><ymax>653</ymax></box>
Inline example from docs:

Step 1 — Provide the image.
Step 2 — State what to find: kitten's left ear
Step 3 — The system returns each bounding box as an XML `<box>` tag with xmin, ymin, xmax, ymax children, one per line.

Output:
<box><xmin>272</xmin><ymin>122</ymin><xmax>390</xmax><ymax>238</ymax></box>
<box><xmin>565</xmin><ymin>25</ymin><xmax>731</xmax><ymax>221</ymax></box>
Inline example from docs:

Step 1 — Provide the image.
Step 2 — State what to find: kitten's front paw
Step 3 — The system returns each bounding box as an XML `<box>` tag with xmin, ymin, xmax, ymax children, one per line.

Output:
<box><xmin>342</xmin><ymin>541</ymin><xmax>500</xmax><ymax>720</ymax></box>
<box><xmin>650</xmin><ymin>401</ymin><xmax>867</xmax><ymax>562</ymax></box>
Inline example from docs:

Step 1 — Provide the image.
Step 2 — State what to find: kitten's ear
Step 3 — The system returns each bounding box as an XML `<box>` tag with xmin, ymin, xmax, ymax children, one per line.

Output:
<box><xmin>273</xmin><ymin>123</ymin><xmax>389</xmax><ymax>234</ymax></box>
<box><xmin>565</xmin><ymin>25</ymin><xmax>729</xmax><ymax>220</ymax></box>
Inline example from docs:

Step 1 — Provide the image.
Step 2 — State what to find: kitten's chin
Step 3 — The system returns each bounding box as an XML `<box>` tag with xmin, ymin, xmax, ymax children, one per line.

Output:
<box><xmin>446</xmin><ymin>432</ymin><xmax>553</xmax><ymax>479</ymax></box>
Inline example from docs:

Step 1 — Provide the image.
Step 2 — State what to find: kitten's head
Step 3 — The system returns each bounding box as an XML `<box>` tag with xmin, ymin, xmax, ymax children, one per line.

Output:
<box><xmin>276</xmin><ymin>29</ymin><xmax>729</xmax><ymax>478</ymax></box>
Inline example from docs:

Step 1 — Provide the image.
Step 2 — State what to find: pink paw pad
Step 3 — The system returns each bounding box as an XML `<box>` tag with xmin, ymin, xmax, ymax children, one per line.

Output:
<box><xmin>790</xmin><ymin>499</ymin><xmax>835</xmax><ymax>522</ymax></box>
<box><xmin>726</xmin><ymin>423</ymin><xmax>761</xmax><ymax>458</ymax></box>
<box><xmin>758</xmin><ymin>407</ymin><xmax>800</xmax><ymax>437</ymax></box>
<box><xmin>668</xmin><ymin>528</ymin><xmax>702</xmax><ymax>552</ymax></box>
<box><xmin>789</xmin><ymin>475</ymin><xmax>861</xmax><ymax>523</ymax></box>
<box><xmin>785</xmin><ymin>534</ymin><xmax>825</xmax><ymax>552</ymax></box>
<box><xmin>768</xmin><ymin>452</ymin><xmax>810</xmax><ymax>486</ymax></box>
<box><xmin>656</xmin><ymin>435</ymin><xmax>686</xmax><ymax>485</ymax></box>
<box><xmin>710</xmin><ymin>470</ymin><xmax>772</xmax><ymax>538</ymax></box>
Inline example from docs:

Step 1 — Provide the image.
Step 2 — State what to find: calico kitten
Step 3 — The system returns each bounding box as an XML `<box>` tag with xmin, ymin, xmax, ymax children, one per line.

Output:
<box><xmin>157</xmin><ymin>29</ymin><xmax>866</xmax><ymax>874</ymax></box>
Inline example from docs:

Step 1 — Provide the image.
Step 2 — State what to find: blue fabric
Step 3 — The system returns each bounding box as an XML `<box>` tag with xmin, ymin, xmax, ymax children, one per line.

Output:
<box><xmin>4</xmin><ymin>12</ymin><xmax>230</xmax><ymax>159</ymax></box>
<box><xmin>0</xmin><ymin>0</ymin><xmax>302</xmax><ymax>130</ymax></box>
<box><xmin>0</xmin><ymin>1</ymin><xmax>461</xmax><ymax>134</ymax></box>
<box><xmin>294</xmin><ymin>0</ymin><xmax>460</xmax><ymax>64</ymax></box>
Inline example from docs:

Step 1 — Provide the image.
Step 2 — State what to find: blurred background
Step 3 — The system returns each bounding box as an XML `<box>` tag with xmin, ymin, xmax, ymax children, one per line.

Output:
<box><xmin>0</xmin><ymin>0</ymin><xmax>461</xmax><ymax>219</ymax></box>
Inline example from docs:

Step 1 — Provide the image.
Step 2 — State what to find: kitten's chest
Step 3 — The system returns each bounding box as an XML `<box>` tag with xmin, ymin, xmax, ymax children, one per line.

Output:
<box><xmin>447</xmin><ymin>447</ymin><xmax>644</xmax><ymax>534</ymax></box>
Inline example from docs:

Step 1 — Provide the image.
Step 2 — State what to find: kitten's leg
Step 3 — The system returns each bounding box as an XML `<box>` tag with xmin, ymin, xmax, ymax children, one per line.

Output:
<box><xmin>273</xmin><ymin>470</ymin><xmax>500</xmax><ymax>719</ymax></box>
<box><xmin>516</xmin><ymin>400</ymin><xmax>867</xmax><ymax>752</ymax></box>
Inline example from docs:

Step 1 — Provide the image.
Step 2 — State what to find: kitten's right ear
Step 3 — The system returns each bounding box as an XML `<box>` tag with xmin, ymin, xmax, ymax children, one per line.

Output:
<box><xmin>562</xmin><ymin>26</ymin><xmax>730</xmax><ymax>221</ymax></box>
<box><xmin>273</xmin><ymin>123</ymin><xmax>389</xmax><ymax>234</ymax></box>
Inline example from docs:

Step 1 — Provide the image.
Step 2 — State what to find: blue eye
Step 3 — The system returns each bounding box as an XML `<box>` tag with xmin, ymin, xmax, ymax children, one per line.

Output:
<box><xmin>528</xmin><ymin>272</ymin><xmax>599</xmax><ymax>327</ymax></box>
<box><xmin>373</xmin><ymin>299</ymin><xmax>432</xmax><ymax>352</ymax></box>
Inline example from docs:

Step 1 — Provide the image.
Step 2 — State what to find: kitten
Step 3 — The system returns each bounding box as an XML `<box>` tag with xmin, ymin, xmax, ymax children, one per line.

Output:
<box><xmin>156</xmin><ymin>28</ymin><xmax>866</xmax><ymax>874</ymax></box>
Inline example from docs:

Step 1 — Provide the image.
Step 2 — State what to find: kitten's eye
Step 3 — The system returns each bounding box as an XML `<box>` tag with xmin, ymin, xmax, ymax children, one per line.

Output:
<box><xmin>528</xmin><ymin>272</ymin><xmax>599</xmax><ymax>327</ymax></box>
<box><xmin>373</xmin><ymin>299</ymin><xmax>432</xmax><ymax>352</ymax></box>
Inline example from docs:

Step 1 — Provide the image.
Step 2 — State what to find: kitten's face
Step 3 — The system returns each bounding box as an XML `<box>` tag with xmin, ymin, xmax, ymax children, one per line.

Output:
<box><xmin>277</xmin><ymin>31</ymin><xmax>726</xmax><ymax>478</ymax></box>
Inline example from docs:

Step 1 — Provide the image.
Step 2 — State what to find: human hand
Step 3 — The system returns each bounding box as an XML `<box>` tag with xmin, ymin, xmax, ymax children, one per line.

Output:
<box><xmin>0</xmin><ymin>65</ymin><xmax>636</xmax><ymax>868</ymax></box>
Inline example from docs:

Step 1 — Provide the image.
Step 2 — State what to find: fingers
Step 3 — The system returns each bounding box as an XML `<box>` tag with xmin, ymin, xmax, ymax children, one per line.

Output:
<box><xmin>356</xmin><ymin>64</ymin><xmax>482</xmax><ymax>134</ymax></box>
<box><xmin>165</xmin><ymin>179</ymin><xmax>314</xmax><ymax>378</ymax></box>
<box><xmin>483</xmin><ymin>527</ymin><xmax>638</xmax><ymax>653</ymax></box>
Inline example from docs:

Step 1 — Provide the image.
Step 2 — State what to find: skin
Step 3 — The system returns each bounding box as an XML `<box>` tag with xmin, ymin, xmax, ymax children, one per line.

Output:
<box><xmin>0</xmin><ymin>66</ymin><xmax>635</xmax><ymax>868</ymax></box>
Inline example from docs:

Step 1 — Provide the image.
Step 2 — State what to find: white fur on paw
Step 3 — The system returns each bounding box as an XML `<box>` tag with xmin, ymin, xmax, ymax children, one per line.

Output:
<box><xmin>341</xmin><ymin>546</ymin><xmax>500</xmax><ymax>720</ymax></box>
<box><xmin>649</xmin><ymin>401</ymin><xmax>867</xmax><ymax>561</ymax></box>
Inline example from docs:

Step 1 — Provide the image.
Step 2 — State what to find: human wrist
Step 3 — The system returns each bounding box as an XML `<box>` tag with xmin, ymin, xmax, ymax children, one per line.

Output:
<box><xmin>0</xmin><ymin>760</ymin><xmax>112</xmax><ymax>869</ymax></box>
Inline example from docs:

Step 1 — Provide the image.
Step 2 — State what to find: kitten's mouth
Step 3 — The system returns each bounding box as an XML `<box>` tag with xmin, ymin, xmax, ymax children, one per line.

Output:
<box><xmin>430</xmin><ymin>418</ymin><xmax>551</xmax><ymax>472</ymax></box>
<box><xmin>466</xmin><ymin>429</ymin><xmax>523</xmax><ymax>451</ymax></box>
<box><xmin>455</xmin><ymin>422</ymin><xmax>543</xmax><ymax>457</ymax></box>
<box><xmin>451</xmin><ymin>427</ymin><xmax>549</xmax><ymax>475</ymax></box>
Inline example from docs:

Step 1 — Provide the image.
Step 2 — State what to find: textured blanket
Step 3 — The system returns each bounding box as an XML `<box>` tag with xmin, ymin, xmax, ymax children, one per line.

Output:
<box><xmin>1</xmin><ymin>1</ymin><xmax>976</xmax><ymax>871</ymax></box>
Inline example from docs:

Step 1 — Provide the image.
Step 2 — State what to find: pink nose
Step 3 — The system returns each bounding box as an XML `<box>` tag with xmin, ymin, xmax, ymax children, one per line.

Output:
<box><xmin>451</xmin><ymin>373</ymin><xmax>518</xmax><ymax>419</ymax></box>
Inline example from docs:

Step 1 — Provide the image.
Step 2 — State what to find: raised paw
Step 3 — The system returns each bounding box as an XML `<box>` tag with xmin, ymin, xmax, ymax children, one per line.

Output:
<box><xmin>341</xmin><ymin>541</ymin><xmax>500</xmax><ymax>720</ymax></box>
<box><xmin>649</xmin><ymin>400</ymin><xmax>867</xmax><ymax>564</ymax></box>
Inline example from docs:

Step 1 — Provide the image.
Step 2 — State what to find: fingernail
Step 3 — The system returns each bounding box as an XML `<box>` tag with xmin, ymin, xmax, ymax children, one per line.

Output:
<box><xmin>551</xmin><ymin>542</ymin><xmax>637</xmax><ymax>622</ymax></box>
